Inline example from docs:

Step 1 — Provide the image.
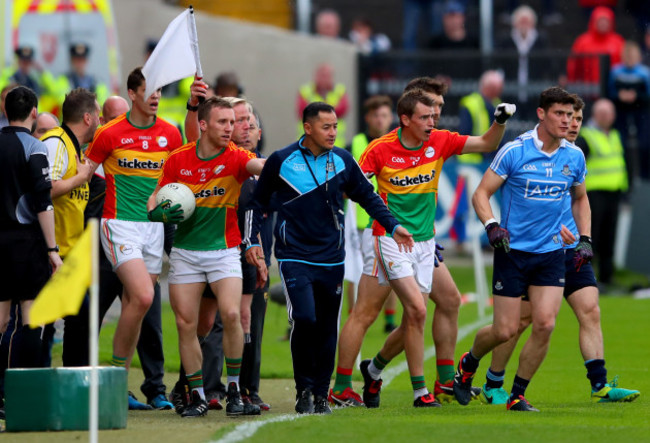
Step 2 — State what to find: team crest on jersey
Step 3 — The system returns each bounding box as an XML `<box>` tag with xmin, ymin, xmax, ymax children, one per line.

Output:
<box><xmin>157</xmin><ymin>136</ymin><xmax>168</xmax><ymax>148</ymax></box>
<box><xmin>561</xmin><ymin>164</ymin><xmax>571</xmax><ymax>176</ymax></box>
<box><xmin>495</xmin><ymin>281</ymin><xmax>503</xmax><ymax>290</ymax></box>
<box><xmin>214</xmin><ymin>165</ymin><xmax>225</xmax><ymax>176</ymax></box>
<box><xmin>425</xmin><ymin>146</ymin><xmax>435</xmax><ymax>158</ymax></box>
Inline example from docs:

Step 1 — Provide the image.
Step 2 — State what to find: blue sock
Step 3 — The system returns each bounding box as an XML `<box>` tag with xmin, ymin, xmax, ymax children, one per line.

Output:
<box><xmin>510</xmin><ymin>375</ymin><xmax>529</xmax><ymax>401</ymax></box>
<box><xmin>486</xmin><ymin>368</ymin><xmax>505</xmax><ymax>389</ymax></box>
<box><xmin>585</xmin><ymin>359</ymin><xmax>607</xmax><ymax>391</ymax></box>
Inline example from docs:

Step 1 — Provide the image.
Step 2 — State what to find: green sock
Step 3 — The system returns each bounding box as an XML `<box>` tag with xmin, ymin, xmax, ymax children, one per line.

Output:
<box><xmin>226</xmin><ymin>357</ymin><xmax>242</xmax><ymax>387</ymax></box>
<box><xmin>384</xmin><ymin>309</ymin><xmax>396</xmax><ymax>325</ymax></box>
<box><xmin>436</xmin><ymin>359</ymin><xmax>455</xmax><ymax>384</ymax></box>
<box><xmin>372</xmin><ymin>352</ymin><xmax>390</xmax><ymax>371</ymax></box>
<box><xmin>225</xmin><ymin>357</ymin><xmax>242</xmax><ymax>377</ymax></box>
<box><xmin>333</xmin><ymin>367</ymin><xmax>353</xmax><ymax>395</ymax></box>
<box><xmin>411</xmin><ymin>375</ymin><xmax>426</xmax><ymax>391</ymax></box>
<box><xmin>187</xmin><ymin>370</ymin><xmax>203</xmax><ymax>391</ymax></box>
<box><xmin>111</xmin><ymin>355</ymin><xmax>126</xmax><ymax>368</ymax></box>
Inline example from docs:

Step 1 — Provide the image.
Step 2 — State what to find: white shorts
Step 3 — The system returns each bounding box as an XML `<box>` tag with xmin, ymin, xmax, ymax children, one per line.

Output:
<box><xmin>101</xmin><ymin>218</ymin><xmax>164</xmax><ymax>273</ymax></box>
<box><xmin>168</xmin><ymin>247</ymin><xmax>242</xmax><ymax>285</ymax></box>
<box><xmin>361</xmin><ymin>228</ymin><xmax>380</xmax><ymax>277</ymax></box>
<box><xmin>375</xmin><ymin>236</ymin><xmax>435</xmax><ymax>293</ymax></box>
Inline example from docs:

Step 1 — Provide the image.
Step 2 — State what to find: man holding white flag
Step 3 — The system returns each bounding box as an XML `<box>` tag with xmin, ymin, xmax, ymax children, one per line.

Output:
<box><xmin>142</xmin><ymin>7</ymin><xmax>202</xmax><ymax>101</ymax></box>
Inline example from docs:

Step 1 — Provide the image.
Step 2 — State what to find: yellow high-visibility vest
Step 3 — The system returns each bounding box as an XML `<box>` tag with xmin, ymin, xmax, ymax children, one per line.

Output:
<box><xmin>350</xmin><ymin>132</ymin><xmax>377</xmax><ymax>230</ymax></box>
<box><xmin>298</xmin><ymin>82</ymin><xmax>347</xmax><ymax>146</ymax></box>
<box><xmin>458</xmin><ymin>92</ymin><xmax>497</xmax><ymax>164</ymax></box>
<box><xmin>581</xmin><ymin>127</ymin><xmax>628</xmax><ymax>192</ymax></box>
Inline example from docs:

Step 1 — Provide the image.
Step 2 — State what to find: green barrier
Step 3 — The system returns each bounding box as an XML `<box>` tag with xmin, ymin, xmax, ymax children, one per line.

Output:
<box><xmin>5</xmin><ymin>367</ymin><xmax>127</xmax><ymax>432</ymax></box>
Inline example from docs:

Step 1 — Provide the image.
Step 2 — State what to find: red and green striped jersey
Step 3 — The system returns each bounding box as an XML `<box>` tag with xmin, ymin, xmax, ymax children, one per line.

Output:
<box><xmin>85</xmin><ymin>113</ymin><xmax>182</xmax><ymax>221</ymax></box>
<box><xmin>358</xmin><ymin>128</ymin><xmax>468</xmax><ymax>242</ymax></box>
<box><xmin>158</xmin><ymin>140</ymin><xmax>255</xmax><ymax>251</ymax></box>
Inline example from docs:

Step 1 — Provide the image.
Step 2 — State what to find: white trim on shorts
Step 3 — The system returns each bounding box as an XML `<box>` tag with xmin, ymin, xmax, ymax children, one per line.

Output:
<box><xmin>374</xmin><ymin>236</ymin><xmax>435</xmax><ymax>293</ymax></box>
<box><xmin>361</xmin><ymin>228</ymin><xmax>380</xmax><ymax>277</ymax></box>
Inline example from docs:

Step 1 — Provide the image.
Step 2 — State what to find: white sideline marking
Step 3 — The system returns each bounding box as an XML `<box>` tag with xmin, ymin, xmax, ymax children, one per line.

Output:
<box><xmin>212</xmin><ymin>315</ymin><xmax>491</xmax><ymax>443</ymax></box>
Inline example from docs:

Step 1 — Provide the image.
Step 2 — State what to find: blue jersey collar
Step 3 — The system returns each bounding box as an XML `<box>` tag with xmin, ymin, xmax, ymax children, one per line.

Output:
<box><xmin>532</xmin><ymin>124</ymin><xmax>567</xmax><ymax>156</ymax></box>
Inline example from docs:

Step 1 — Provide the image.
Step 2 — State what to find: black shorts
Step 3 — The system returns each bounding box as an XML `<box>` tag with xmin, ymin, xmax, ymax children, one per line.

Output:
<box><xmin>492</xmin><ymin>248</ymin><xmax>565</xmax><ymax>298</ymax></box>
<box><xmin>240</xmin><ymin>248</ymin><xmax>257</xmax><ymax>295</ymax></box>
<box><xmin>0</xmin><ymin>230</ymin><xmax>51</xmax><ymax>302</ymax></box>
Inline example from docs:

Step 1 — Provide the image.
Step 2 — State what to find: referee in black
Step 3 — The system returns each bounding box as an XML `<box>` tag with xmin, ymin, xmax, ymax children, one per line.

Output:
<box><xmin>0</xmin><ymin>86</ymin><xmax>62</xmax><ymax>418</ymax></box>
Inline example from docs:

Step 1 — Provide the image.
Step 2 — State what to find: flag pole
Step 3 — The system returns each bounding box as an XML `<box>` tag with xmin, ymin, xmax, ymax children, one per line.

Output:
<box><xmin>88</xmin><ymin>219</ymin><xmax>99</xmax><ymax>443</ymax></box>
<box><xmin>188</xmin><ymin>5</ymin><xmax>203</xmax><ymax>79</ymax></box>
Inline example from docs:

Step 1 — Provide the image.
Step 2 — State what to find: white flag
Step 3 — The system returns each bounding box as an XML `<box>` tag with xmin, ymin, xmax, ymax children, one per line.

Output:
<box><xmin>142</xmin><ymin>8</ymin><xmax>202</xmax><ymax>99</ymax></box>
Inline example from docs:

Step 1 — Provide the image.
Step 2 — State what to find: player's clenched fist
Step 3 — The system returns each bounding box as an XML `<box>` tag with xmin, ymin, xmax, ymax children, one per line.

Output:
<box><xmin>494</xmin><ymin>103</ymin><xmax>517</xmax><ymax>125</ymax></box>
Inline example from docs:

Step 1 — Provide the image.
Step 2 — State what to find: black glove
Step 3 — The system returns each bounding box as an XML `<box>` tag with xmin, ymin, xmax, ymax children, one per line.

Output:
<box><xmin>434</xmin><ymin>243</ymin><xmax>444</xmax><ymax>267</ymax></box>
<box><xmin>494</xmin><ymin>103</ymin><xmax>517</xmax><ymax>125</ymax></box>
<box><xmin>148</xmin><ymin>200</ymin><xmax>184</xmax><ymax>224</ymax></box>
<box><xmin>486</xmin><ymin>222</ymin><xmax>511</xmax><ymax>253</ymax></box>
<box><xmin>573</xmin><ymin>235</ymin><xmax>593</xmax><ymax>271</ymax></box>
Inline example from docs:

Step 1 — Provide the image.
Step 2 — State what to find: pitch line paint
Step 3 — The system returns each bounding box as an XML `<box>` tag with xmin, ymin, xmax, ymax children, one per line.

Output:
<box><xmin>212</xmin><ymin>315</ymin><xmax>491</xmax><ymax>443</ymax></box>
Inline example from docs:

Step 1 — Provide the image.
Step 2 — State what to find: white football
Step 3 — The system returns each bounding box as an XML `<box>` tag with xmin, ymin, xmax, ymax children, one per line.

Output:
<box><xmin>156</xmin><ymin>183</ymin><xmax>196</xmax><ymax>222</ymax></box>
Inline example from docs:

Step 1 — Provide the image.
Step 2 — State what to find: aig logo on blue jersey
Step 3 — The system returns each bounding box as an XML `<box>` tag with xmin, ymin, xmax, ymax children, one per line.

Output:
<box><xmin>524</xmin><ymin>179</ymin><xmax>567</xmax><ymax>200</ymax></box>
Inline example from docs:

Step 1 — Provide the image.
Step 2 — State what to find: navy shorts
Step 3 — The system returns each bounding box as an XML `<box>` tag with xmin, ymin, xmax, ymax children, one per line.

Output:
<box><xmin>492</xmin><ymin>248</ymin><xmax>565</xmax><ymax>298</ymax></box>
<box><xmin>563</xmin><ymin>248</ymin><xmax>597</xmax><ymax>298</ymax></box>
<box><xmin>0</xmin><ymin>230</ymin><xmax>51</xmax><ymax>302</ymax></box>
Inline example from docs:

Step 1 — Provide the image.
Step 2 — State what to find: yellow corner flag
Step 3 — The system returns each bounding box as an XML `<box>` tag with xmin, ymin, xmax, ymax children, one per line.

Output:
<box><xmin>29</xmin><ymin>223</ymin><xmax>94</xmax><ymax>327</ymax></box>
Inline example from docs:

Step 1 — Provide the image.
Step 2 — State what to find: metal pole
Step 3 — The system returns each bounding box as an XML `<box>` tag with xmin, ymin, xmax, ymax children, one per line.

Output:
<box><xmin>296</xmin><ymin>0</ymin><xmax>311</xmax><ymax>34</ymax></box>
<box><xmin>480</xmin><ymin>0</ymin><xmax>493</xmax><ymax>55</ymax></box>
<box><xmin>89</xmin><ymin>219</ymin><xmax>99</xmax><ymax>443</ymax></box>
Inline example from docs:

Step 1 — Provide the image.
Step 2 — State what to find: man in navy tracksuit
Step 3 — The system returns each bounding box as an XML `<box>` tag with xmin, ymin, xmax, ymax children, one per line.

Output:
<box><xmin>245</xmin><ymin>102</ymin><xmax>413</xmax><ymax>414</ymax></box>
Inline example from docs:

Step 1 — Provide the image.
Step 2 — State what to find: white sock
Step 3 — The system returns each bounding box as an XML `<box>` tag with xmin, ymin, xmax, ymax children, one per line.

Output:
<box><xmin>414</xmin><ymin>388</ymin><xmax>429</xmax><ymax>400</ymax></box>
<box><xmin>227</xmin><ymin>375</ymin><xmax>240</xmax><ymax>390</ymax></box>
<box><xmin>193</xmin><ymin>387</ymin><xmax>206</xmax><ymax>401</ymax></box>
<box><xmin>367</xmin><ymin>361</ymin><xmax>383</xmax><ymax>380</ymax></box>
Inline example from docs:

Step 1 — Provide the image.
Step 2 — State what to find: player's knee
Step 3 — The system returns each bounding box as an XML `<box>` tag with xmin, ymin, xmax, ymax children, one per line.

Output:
<box><xmin>130</xmin><ymin>291</ymin><xmax>154</xmax><ymax>315</ymax></box>
<box><xmin>580</xmin><ymin>302</ymin><xmax>601</xmax><ymax>327</ymax></box>
<box><xmin>532</xmin><ymin>318</ymin><xmax>556</xmax><ymax>338</ymax></box>
<box><xmin>175</xmin><ymin>314</ymin><xmax>197</xmax><ymax>336</ymax></box>
<box><xmin>352</xmin><ymin>309</ymin><xmax>379</xmax><ymax>329</ymax></box>
<box><xmin>404</xmin><ymin>303</ymin><xmax>427</xmax><ymax>326</ymax></box>
<box><xmin>220</xmin><ymin>307</ymin><xmax>241</xmax><ymax>327</ymax></box>
<box><xmin>494</xmin><ymin>324</ymin><xmax>518</xmax><ymax>343</ymax></box>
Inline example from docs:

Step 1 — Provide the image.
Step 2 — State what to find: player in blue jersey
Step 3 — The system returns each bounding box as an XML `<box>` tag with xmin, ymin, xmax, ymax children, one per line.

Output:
<box><xmin>453</xmin><ymin>87</ymin><xmax>591</xmax><ymax>412</ymax></box>
<box><xmin>481</xmin><ymin>96</ymin><xmax>640</xmax><ymax>406</ymax></box>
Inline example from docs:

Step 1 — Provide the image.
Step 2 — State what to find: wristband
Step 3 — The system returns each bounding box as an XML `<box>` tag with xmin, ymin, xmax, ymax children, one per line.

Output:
<box><xmin>186</xmin><ymin>100</ymin><xmax>199</xmax><ymax>112</ymax></box>
<box><xmin>47</xmin><ymin>245</ymin><xmax>60</xmax><ymax>253</ymax></box>
<box><xmin>484</xmin><ymin>218</ymin><xmax>497</xmax><ymax>229</ymax></box>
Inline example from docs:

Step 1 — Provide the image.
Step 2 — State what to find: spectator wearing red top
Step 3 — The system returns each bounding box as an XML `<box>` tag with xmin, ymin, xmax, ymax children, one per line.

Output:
<box><xmin>567</xmin><ymin>6</ymin><xmax>624</xmax><ymax>84</ymax></box>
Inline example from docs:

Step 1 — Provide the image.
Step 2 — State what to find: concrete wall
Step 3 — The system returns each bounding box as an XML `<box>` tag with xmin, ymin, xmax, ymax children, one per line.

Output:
<box><xmin>112</xmin><ymin>0</ymin><xmax>358</xmax><ymax>152</ymax></box>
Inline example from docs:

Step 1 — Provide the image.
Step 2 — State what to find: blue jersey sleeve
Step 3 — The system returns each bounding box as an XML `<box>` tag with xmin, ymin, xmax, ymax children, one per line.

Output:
<box><xmin>571</xmin><ymin>145</ymin><xmax>587</xmax><ymax>186</ymax></box>
<box><xmin>489</xmin><ymin>141</ymin><xmax>518</xmax><ymax>178</ymax></box>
